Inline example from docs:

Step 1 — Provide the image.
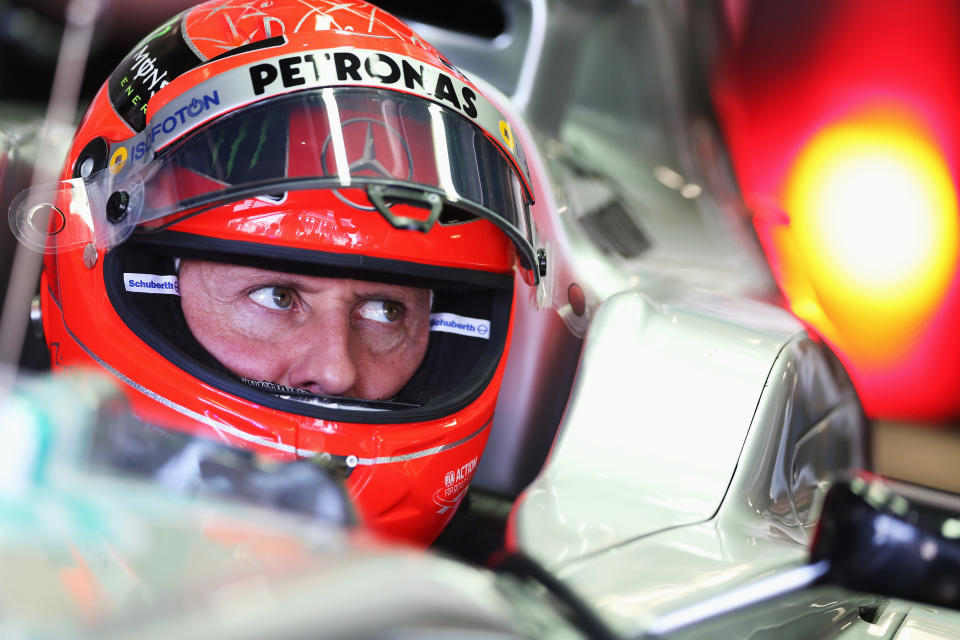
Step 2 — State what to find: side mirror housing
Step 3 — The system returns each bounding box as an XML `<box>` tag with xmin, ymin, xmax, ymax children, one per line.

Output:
<box><xmin>812</xmin><ymin>472</ymin><xmax>960</xmax><ymax>609</ymax></box>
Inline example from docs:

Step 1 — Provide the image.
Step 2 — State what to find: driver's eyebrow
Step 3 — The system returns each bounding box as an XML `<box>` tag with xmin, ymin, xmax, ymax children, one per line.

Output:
<box><xmin>349</xmin><ymin>283</ymin><xmax>425</xmax><ymax>300</ymax></box>
<box><xmin>220</xmin><ymin>267</ymin><xmax>427</xmax><ymax>304</ymax></box>
<box><xmin>208</xmin><ymin>267</ymin><xmax>321</xmax><ymax>289</ymax></box>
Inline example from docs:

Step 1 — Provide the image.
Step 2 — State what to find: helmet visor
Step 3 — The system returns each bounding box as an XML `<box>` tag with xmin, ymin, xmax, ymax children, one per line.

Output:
<box><xmin>11</xmin><ymin>88</ymin><xmax>535</xmax><ymax>276</ymax></box>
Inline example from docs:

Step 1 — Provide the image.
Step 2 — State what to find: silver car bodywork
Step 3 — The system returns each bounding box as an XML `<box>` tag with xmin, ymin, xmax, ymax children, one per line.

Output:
<box><xmin>391</xmin><ymin>0</ymin><xmax>960</xmax><ymax>637</ymax></box>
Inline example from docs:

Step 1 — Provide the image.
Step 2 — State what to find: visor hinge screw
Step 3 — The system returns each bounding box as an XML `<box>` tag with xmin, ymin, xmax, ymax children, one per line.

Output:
<box><xmin>29</xmin><ymin>295</ymin><xmax>44</xmax><ymax>341</ymax></box>
<box><xmin>106</xmin><ymin>191</ymin><xmax>130</xmax><ymax>223</ymax></box>
<box><xmin>82</xmin><ymin>243</ymin><xmax>98</xmax><ymax>269</ymax></box>
<box><xmin>537</xmin><ymin>249</ymin><xmax>547</xmax><ymax>277</ymax></box>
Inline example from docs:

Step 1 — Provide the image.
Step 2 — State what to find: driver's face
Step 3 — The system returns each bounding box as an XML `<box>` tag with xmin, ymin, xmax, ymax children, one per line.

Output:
<box><xmin>178</xmin><ymin>260</ymin><xmax>431</xmax><ymax>400</ymax></box>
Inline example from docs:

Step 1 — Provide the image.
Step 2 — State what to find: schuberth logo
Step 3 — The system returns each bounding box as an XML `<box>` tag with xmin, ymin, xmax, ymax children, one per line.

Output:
<box><xmin>429</xmin><ymin>313</ymin><xmax>491</xmax><ymax>339</ymax></box>
<box><xmin>123</xmin><ymin>273</ymin><xmax>180</xmax><ymax>295</ymax></box>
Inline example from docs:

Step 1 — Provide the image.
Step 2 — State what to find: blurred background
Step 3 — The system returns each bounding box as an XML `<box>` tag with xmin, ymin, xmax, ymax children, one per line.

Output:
<box><xmin>1</xmin><ymin>0</ymin><xmax>957</xmax><ymax>491</ymax></box>
<box><xmin>702</xmin><ymin>0</ymin><xmax>960</xmax><ymax>492</ymax></box>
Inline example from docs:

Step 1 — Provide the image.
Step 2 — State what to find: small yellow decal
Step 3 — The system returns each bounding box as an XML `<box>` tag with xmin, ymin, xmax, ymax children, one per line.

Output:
<box><xmin>499</xmin><ymin>120</ymin><xmax>515</xmax><ymax>151</ymax></box>
<box><xmin>109</xmin><ymin>147</ymin><xmax>128</xmax><ymax>175</ymax></box>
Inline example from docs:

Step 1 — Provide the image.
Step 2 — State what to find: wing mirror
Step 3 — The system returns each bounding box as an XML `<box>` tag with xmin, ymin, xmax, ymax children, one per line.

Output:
<box><xmin>811</xmin><ymin>471</ymin><xmax>960</xmax><ymax>609</ymax></box>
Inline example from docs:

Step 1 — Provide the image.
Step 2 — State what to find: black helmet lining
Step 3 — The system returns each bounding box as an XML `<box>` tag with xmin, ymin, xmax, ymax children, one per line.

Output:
<box><xmin>103</xmin><ymin>235</ymin><xmax>513</xmax><ymax>425</ymax></box>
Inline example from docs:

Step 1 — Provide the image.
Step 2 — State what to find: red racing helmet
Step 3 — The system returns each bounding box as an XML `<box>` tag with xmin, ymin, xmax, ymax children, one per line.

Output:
<box><xmin>11</xmin><ymin>0</ymin><xmax>538</xmax><ymax>546</ymax></box>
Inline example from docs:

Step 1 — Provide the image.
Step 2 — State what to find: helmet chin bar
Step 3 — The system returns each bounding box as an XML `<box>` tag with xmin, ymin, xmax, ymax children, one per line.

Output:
<box><xmin>366</xmin><ymin>184</ymin><xmax>443</xmax><ymax>232</ymax></box>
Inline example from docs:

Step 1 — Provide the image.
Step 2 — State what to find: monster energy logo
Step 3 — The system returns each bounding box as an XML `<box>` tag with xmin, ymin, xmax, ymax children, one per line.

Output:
<box><xmin>107</xmin><ymin>13</ymin><xmax>204</xmax><ymax>131</ymax></box>
<box><xmin>129</xmin><ymin>46</ymin><xmax>170</xmax><ymax>94</ymax></box>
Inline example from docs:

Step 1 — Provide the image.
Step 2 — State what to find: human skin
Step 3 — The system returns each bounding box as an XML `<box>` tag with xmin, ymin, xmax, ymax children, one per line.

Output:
<box><xmin>178</xmin><ymin>260</ymin><xmax>431</xmax><ymax>400</ymax></box>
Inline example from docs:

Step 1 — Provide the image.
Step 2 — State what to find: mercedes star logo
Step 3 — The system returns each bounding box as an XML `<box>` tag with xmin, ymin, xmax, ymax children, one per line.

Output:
<box><xmin>321</xmin><ymin>117</ymin><xmax>415</xmax><ymax>210</ymax></box>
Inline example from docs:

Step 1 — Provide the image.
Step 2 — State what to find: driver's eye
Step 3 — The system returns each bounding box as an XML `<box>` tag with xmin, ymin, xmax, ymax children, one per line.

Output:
<box><xmin>249</xmin><ymin>286</ymin><xmax>296</xmax><ymax>310</ymax></box>
<box><xmin>357</xmin><ymin>299</ymin><xmax>402</xmax><ymax>323</ymax></box>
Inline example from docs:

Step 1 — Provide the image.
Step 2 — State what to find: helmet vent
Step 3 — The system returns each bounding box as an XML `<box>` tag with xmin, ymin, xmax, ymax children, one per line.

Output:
<box><xmin>579</xmin><ymin>199</ymin><xmax>652</xmax><ymax>259</ymax></box>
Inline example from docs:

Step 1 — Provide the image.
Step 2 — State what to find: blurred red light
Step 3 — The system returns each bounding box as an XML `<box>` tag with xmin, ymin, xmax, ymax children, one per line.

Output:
<box><xmin>710</xmin><ymin>0</ymin><xmax>960</xmax><ymax>421</ymax></box>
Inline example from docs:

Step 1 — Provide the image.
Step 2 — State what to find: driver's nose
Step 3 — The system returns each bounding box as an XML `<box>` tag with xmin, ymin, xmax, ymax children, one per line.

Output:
<box><xmin>282</xmin><ymin>311</ymin><xmax>358</xmax><ymax>396</ymax></box>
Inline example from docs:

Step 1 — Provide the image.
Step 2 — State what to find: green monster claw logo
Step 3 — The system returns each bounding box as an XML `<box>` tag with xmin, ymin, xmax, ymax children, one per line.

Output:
<box><xmin>207</xmin><ymin>111</ymin><xmax>280</xmax><ymax>181</ymax></box>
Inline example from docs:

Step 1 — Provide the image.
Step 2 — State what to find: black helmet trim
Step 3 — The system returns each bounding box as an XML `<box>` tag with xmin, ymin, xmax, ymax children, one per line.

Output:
<box><xmin>130</xmin><ymin>230</ymin><xmax>515</xmax><ymax>290</ymax></box>
<box><xmin>101</xmin><ymin>236</ymin><xmax>514</xmax><ymax>425</ymax></box>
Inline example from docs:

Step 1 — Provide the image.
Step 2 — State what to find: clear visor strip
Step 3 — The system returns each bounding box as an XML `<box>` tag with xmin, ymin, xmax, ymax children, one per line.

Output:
<box><xmin>10</xmin><ymin>88</ymin><xmax>534</xmax><ymax>278</ymax></box>
<box><xmin>128</xmin><ymin>47</ymin><xmax>531</xmax><ymax>192</ymax></box>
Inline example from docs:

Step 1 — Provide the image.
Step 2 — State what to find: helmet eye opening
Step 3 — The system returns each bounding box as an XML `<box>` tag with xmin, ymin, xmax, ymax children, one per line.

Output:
<box><xmin>102</xmin><ymin>236</ymin><xmax>514</xmax><ymax>424</ymax></box>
